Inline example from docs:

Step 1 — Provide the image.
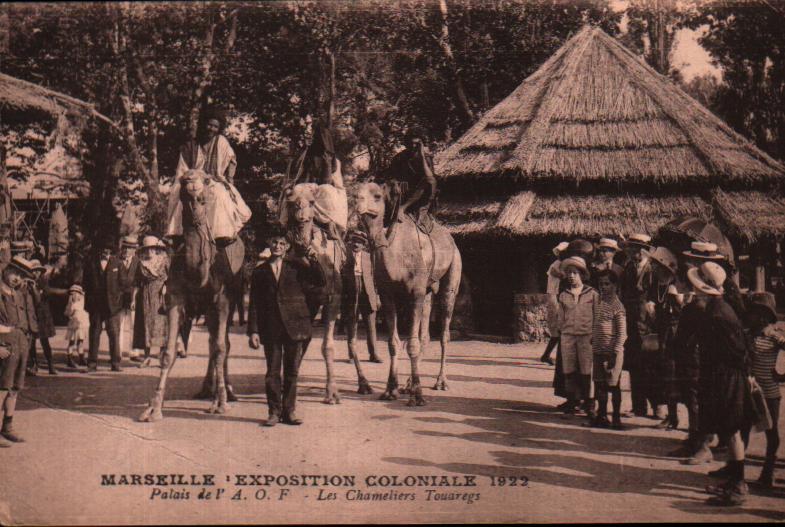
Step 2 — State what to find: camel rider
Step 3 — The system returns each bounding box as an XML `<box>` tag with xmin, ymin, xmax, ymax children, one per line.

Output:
<box><xmin>383</xmin><ymin>127</ymin><xmax>438</xmax><ymax>228</ymax></box>
<box><xmin>281</xmin><ymin>120</ymin><xmax>347</xmax><ymax>243</ymax></box>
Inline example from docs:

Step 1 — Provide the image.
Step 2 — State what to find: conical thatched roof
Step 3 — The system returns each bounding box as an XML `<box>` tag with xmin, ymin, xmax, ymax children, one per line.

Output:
<box><xmin>435</xmin><ymin>26</ymin><xmax>785</xmax><ymax>190</ymax></box>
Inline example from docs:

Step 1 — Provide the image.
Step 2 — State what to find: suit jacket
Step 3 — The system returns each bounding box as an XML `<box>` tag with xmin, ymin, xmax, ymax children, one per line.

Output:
<box><xmin>247</xmin><ymin>255</ymin><xmax>325</xmax><ymax>345</ymax></box>
<box><xmin>84</xmin><ymin>255</ymin><xmax>138</xmax><ymax>317</ymax></box>
<box><xmin>341</xmin><ymin>249</ymin><xmax>380</xmax><ymax>312</ymax></box>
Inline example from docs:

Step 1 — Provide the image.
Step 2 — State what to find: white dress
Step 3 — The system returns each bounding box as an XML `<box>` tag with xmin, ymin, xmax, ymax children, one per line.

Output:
<box><xmin>65</xmin><ymin>294</ymin><xmax>89</xmax><ymax>341</ymax></box>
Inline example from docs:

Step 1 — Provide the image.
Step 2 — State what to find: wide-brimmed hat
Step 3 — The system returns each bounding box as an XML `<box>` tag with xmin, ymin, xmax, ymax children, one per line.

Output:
<box><xmin>552</xmin><ymin>241</ymin><xmax>569</xmax><ymax>257</ymax></box>
<box><xmin>139</xmin><ymin>235</ymin><xmax>166</xmax><ymax>252</ymax></box>
<box><xmin>560</xmin><ymin>256</ymin><xmax>589</xmax><ymax>279</ymax></box>
<box><xmin>68</xmin><ymin>284</ymin><xmax>85</xmax><ymax>295</ymax></box>
<box><xmin>624</xmin><ymin>233</ymin><xmax>652</xmax><ymax>250</ymax></box>
<box><xmin>687</xmin><ymin>261</ymin><xmax>726</xmax><ymax>296</ymax></box>
<box><xmin>28</xmin><ymin>259</ymin><xmax>46</xmax><ymax>273</ymax></box>
<box><xmin>597</xmin><ymin>238</ymin><xmax>620</xmax><ymax>252</ymax></box>
<box><xmin>747</xmin><ymin>292</ymin><xmax>777</xmax><ymax>323</ymax></box>
<box><xmin>120</xmin><ymin>235</ymin><xmax>139</xmax><ymax>249</ymax></box>
<box><xmin>566</xmin><ymin>239</ymin><xmax>594</xmax><ymax>260</ymax></box>
<box><xmin>10</xmin><ymin>240</ymin><xmax>34</xmax><ymax>254</ymax></box>
<box><xmin>648</xmin><ymin>246</ymin><xmax>678</xmax><ymax>275</ymax></box>
<box><xmin>5</xmin><ymin>256</ymin><xmax>35</xmax><ymax>279</ymax></box>
<box><xmin>682</xmin><ymin>241</ymin><xmax>725</xmax><ymax>261</ymax></box>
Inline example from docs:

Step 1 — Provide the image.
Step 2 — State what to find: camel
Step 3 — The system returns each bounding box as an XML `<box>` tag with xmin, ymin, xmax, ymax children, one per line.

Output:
<box><xmin>354</xmin><ymin>181</ymin><xmax>462</xmax><ymax>406</ymax></box>
<box><xmin>139</xmin><ymin>173</ymin><xmax>244</xmax><ymax>421</ymax></box>
<box><xmin>283</xmin><ymin>183</ymin><xmax>374</xmax><ymax>403</ymax></box>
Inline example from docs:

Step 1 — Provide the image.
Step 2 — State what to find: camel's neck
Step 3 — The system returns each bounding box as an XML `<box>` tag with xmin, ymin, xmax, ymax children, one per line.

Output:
<box><xmin>365</xmin><ymin>216</ymin><xmax>407</xmax><ymax>282</ymax></box>
<box><xmin>289</xmin><ymin>219</ymin><xmax>314</xmax><ymax>251</ymax></box>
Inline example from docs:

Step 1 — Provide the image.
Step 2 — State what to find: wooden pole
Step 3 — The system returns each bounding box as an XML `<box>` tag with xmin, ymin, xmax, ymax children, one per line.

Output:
<box><xmin>755</xmin><ymin>265</ymin><xmax>766</xmax><ymax>293</ymax></box>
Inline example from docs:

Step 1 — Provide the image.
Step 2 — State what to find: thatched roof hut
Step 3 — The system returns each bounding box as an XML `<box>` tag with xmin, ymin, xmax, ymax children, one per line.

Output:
<box><xmin>433</xmin><ymin>25</ymin><xmax>785</xmax><ymax>336</ymax></box>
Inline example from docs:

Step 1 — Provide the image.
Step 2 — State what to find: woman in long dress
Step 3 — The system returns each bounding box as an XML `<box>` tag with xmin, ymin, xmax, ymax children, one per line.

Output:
<box><xmin>131</xmin><ymin>236</ymin><xmax>170</xmax><ymax>368</ymax></box>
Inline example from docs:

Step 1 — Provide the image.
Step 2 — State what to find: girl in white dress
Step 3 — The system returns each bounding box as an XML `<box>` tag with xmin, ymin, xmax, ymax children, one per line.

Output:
<box><xmin>65</xmin><ymin>285</ymin><xmax>89</xmax><ymax>367</ymax></box>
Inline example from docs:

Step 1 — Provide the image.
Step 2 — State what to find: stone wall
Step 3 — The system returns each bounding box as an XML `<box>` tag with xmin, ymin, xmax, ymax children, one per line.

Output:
<box><xmin>513</xmin><ymin>293</ymin><xmax>549</xmax><ymax>342</ymax></box>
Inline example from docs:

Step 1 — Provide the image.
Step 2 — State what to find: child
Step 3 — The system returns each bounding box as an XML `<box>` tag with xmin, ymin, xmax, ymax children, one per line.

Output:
<box><xmin>541</xmin><ymin>241</ymin><xmax>568</xmax><ymax>365</ymax></box>
<box><xmin>557</xmin><ymin>255</ymin><xmax>598</xmax><ymax>416</ymax></box>
<box><xmin>743</xmin><ymin>293</ymin><xmax>784</xmax><ymax>488</ymax></box>
<box><xmin>590</xmin><ymin>269</ymin><xmax>627</xmax><ymax>429</ymax></box>
<box><xmin>65</xmin><ymin>285</ymin><xmax>89</xmax><ymax>368</ymax></box>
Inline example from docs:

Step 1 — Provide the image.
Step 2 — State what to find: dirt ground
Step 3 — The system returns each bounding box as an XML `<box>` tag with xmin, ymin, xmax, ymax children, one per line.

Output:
<box><xmin>1</xmin><ymin>325</ymin><xmax>783</xmax><ymax>525</ymax></box>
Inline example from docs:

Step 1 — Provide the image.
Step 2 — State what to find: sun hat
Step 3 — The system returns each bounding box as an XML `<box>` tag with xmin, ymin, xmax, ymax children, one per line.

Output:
<box><xmin>139</xmin><ymin>235</ymin><xmax>166</xmax><ymax>252</ymax></box>
<box><xmin>624</xmin><ymin>233</ymin><xmax>652</xmax><ymax>250</ymax></box>
<box><xmin>597</xmin><ymin>238</ymin><xmax>620</xmax><ymax>252</ymax></box>
<box><xmin>10</xmin><ymin>240</ymin><xmax>34</xmax><ymax>254</ymax></box>
<box><xmin>648</xmin><ymin>246</ymin><xmax>678</xmax><ymax>275</ymax></box>
<box><xmin>687</xmin><ymin>261</ymin><xmax>726</xmax><ymax>296</ymax></box>
<box><xmin>120</xmin><ymin>235</ymin><xmax>139</xmax><ymax>249</ymax></box>
<box><xmin>682</xmin><ymin>241</ymin><xmax>725</xmax><ymax>261</ymax></box>
<box><xmin>29</xmin><ymin>259</ymin><xmax>46</xmax><ymax>273</ymax></box>
<box><xmin>5</xmin><ymin>255</ymin><xmax>35</xmax><ymax>279</ymax></box>
<box><xmin>68</xmin><ymin>284</ymin><xmax>85</xmax><ymax>295</ymax></box>
<box><xmin>552</xmin><ymin>241</ymin><xmax>569</xmax><ymax>257</ymax></box>
<box><xmin>560</xmin><ymin>256</ymin><xmax>589</xmax><ymax>279</ymax></box>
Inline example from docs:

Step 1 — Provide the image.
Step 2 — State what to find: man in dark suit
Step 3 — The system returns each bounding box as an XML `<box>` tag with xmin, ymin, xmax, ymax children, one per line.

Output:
<box><xmin>247</xmin><ymin>227</ymin><xmax>325</xmax><ymax>426</ymax></box>
<box><xmin>83</xmin><ymin>236</ymin><xmax>138</xmax><ymax>371</ymax></box>
<box><xmin>341</xmin><ymin>231</ymin><xmax>381</xmax><ymax>363</ymax></box>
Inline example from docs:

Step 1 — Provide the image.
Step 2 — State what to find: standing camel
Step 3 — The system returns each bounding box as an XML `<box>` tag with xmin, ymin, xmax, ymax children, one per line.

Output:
<box><xmin>283</xmin><ymin>183</ymin><xmax>374</xmax><ymax>403</ymax></box>
<box><xmin>139</xmin><ymin>171</ymin><xmax>245</xmax><ymax>421</ymax></box>
<box><xmin>354</xmin><ymin>181</ymin><xmax>461</xmax><ymax>406</ymax></box>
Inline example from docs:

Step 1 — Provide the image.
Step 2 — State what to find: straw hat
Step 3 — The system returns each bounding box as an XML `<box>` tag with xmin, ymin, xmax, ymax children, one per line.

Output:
<box><xmin>560</xmin><ymin>256</ymin><xmax>589</xmax><ymax>279</ymax></box>
<box><xmin>687</xmin><ymin>262</ymin><xmax>726</xmax><ymax>296</ymax></box>
<box><xmin>747</xmin><ymin>292</ymin><xmax>777</xmax><ymax>324</ymax></box>
<box><xmin>682</xmin><ymin>241</ymin><xmax>725</xmax><ymax>261</ymax></box>
<box><xmin>648</xmin><ymin>246</ymin><xmax>678</xmax><ymax>275</ymax></box>
<box><xmin>552</xmin><ymin>241</ymin><xmax>569</xmax><ymax>257</ymax></box>
<box><xmin>28</xmin><ymin>259</ymin><xmax>46</xmax><ymax>273</ymax></box>
<box><xmin>597</xmin><ymin>238</ymin><xmax>620</xmax><ymax>252</ymax></box>
<box><xmin>5</xmin><ymin>256</ymin><xmax>35</xmax><ymax>279</ymax></box>
<box><xmin>139</xmin><ymin>235</ymin><xmax>166</xmax><ymax>252</ymax></box>
<box><xmin>624</xmin><ymin>233</ymin><xmax>652</xmax><ymax>250</ymax></box>
<box><xmin>69</xmin><ymin>284</ymin><xmax>85</xmax><ymax>295</ymax></box>
<box><xmin>120</xmin><ymin>235</ymin><xmax>139</xmax><ymax>249</ymax></box>
<box><xmin>10</xmin><ymin>240</ymin><xmax>34</xmax><ymax>254</ymax></box>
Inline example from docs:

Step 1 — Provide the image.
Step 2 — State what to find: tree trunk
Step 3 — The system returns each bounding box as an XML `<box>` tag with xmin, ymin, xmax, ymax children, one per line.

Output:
<box><xmin>436</xmin><ymin>0</ymin><xmax>474</xmax><ymax>127</ymax></box>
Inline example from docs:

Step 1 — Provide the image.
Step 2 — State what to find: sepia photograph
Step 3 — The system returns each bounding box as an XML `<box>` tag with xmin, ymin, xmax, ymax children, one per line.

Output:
<box><xmin>0</xmin><ymin>0</ymin><xmax>784</xmax><ymax>524</ymax></box>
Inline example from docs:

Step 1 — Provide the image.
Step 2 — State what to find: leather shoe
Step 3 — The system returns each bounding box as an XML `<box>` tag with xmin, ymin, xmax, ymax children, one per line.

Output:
<box><xmin>282</xmin><ymin>414</ymin><xmax>303</xmax><ymax>426</ymax></box>
<box><xmin>1</xmin><ymin>430</ymin><xmax>25</xmax><ymax>443</ymax></box>
<box><xmin>85</xmin><ymin>364</ymin><xmax>98</xmax><ymax>373</ymax></box>
<box><xmin>683</xmin><ymin>446</ymin><xmax>713</xmax><ymax>465</ymax></box>
<box><xmin>263</xmin><ymin>414</ymin><xmax>279</xmax><ymax>427</ymax></box>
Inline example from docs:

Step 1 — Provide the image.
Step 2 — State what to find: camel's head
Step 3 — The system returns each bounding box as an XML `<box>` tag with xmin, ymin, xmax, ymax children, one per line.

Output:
<box><xmin>180</xmin><ymin>169</ymin><xmax>209</xmax><ymax>201</ymax></box>
<box><xmin>354</xmin><ymin>181</ymin><xmax>386</xmax><ymax>226</ymax></box>
<box><xmin>284</xmin><ymin>183</ymin><xmax>317</xmax><ymax>226</ymax></box>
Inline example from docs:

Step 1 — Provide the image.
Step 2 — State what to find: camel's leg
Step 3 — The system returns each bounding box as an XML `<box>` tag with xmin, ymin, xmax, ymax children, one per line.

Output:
<box><xmin>206</xmin><ymin>294</ymin><xmax>230</xmax><ymax>414</ymax></box>
<box><xmin>434</xmin><ymin>250</ymin><xmax>461</xmax><ymax>391</ymax></box>
<box><xmin>322</xmin><ymin>303</ymin><xmax>341</xmax><ymax>404</ymax></box>
<box><xmin>406</xmin><ymin>295</ymin><xmax>426</xmax><ymax>407</ymax></box>
<box><xmin>139</xmin><ymin>305</ymin><xmax>181</xmax><ymax>422</ymax></box>
<box><xmin>347</xmin><ymin>303</ymin><xmax>373</xmax><ymax>395</ymax></box>
<box><xmin>420</xmin><ymin>293</ymin><xmax>433</xmax><ymax>357</ymax></box>
<box><xmin>380</xmin><ymin>297</ymin><xmax>401</xmax><ymax>400</ymax></box>
<box><xmin>224</xmin><ymin>330</ymin><xmax>236</xmax><ymax>402</ymax></box>
<box><xmin>195</xmin><ymin>332</ymin><xmax>216</xmax><ymax>399</ymax></box>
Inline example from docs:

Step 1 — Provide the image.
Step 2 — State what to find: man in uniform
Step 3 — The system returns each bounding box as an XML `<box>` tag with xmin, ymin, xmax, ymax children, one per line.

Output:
<box><xmin>0</xmin><ymin>256</ymin><xmax>38</xmax><ymax>445</ymax></box>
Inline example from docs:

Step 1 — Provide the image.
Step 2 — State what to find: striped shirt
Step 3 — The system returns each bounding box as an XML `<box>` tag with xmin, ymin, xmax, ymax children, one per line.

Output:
<box><xmin>592</xmin><ymin>296</ymin><xmax>627</xmax><ymax>356</ymax></box>
<box><xmin>752</xmin><ymin>326</ymin><xmax>785</xmax><ymax>399</ymax></box>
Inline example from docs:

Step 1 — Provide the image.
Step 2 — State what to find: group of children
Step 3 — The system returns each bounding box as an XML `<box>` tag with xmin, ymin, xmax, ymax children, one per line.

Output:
<box><xmin>541</xmin><ymin>234</ymin><xmax>785</xmax><ymax>506</ymax></box>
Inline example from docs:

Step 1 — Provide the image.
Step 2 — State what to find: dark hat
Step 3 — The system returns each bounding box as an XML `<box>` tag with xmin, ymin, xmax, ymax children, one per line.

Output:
<box><xmin>747</xmin><ymin>292</ymin><xmax>777</xmax><ymax>323</ymax></box>
<box><xmin>566</xmin><ymin>239</ymin><xmax>594</xmax><ymax>260</ymax></box>
<box><xmin>5</xmin><ymin>255</ymin><xmax>35</xmax><ymax>279</ymax></box>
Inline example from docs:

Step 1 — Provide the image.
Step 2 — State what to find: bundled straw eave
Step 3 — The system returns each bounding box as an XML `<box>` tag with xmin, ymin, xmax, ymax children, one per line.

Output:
<box><xmin>712</xmin><ymin>189</ymin><xmax>785</xmax><ymax>243</ymax></box>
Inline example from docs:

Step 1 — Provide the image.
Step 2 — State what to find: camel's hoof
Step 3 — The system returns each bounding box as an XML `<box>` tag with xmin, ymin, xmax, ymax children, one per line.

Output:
<box><xmin>206</xmin><ymin>403</ymin><xmax>228</xmax><ymax>415</ymax></box>
<box><xmin>417</xmin><ymin>396</ymin><xmax>427</xmax><ymax>406</ymax></box>
<box><xmin>193</xmin><ymin>389</ymin><xmax>212</xmax><ymax>400</ymax></box>
<box><xmin>322</xmin><ymin>387</ymin><xmax>341</xmax><ymax>405</ymax></box>
<box><xmin>379</xmin><ymin>389</ymin><xmax>399</xmax><ymax>401</ymax></box>
<box><xmin>433</xmin><ymin>379</ymin><xmax>449</xmax><ymax>391</ymax></box>
<box><xmin>399</xmin><ymin>386</ymin><xmax>410</xmax><ymax>395</ymax></box>
<box><xmin>357</xmin><ymin>379</ymin><xmax>374</xmax><ymax>395</ymax></box>
<box><xmin>138</xmin><ymin>406</ymin><xmax>163</xmax><ymax>422</ymax></box>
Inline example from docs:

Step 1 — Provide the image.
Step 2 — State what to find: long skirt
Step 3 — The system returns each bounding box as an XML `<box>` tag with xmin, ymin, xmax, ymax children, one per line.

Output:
<box><xmin>133</xmin><ymin>279</ymin><xmax>168</xmax><ymax>349</ymax></box>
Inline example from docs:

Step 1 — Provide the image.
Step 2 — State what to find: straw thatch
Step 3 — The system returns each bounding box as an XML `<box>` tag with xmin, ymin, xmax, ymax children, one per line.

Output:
<box><xmin>435</xmin><ymin>26</ymin><xmax>785</xmax><ymax>189</ymax></box>
<box><xmin>0</xmin><ymin>72</ymin><xmax>114</xmax><ymax>126</ymax></box>
<box><xmin>437</xmin><ymin>193</ymin><xmax>712</xmax><ymax>239</ymax></box>
<box><xmin>712</xmin><ymin>189</ymin><xmax>785</xmax><ymax>243</ymax></box>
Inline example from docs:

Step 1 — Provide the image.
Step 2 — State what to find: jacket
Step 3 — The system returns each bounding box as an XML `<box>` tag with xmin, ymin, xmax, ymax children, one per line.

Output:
<box><xmin>557</xmin><ymin>285</ymin><xmax>598</xmax><ymax>335</ymax></box>
<box><xmin>247</xmin><ymin>254</ymin><xmax>325</xmax><ymax>345</ymax></box>
<box><xmin>84</xmin><ymin>254</ymin><xmax>137</xmax><ymax>317</ymax></box>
